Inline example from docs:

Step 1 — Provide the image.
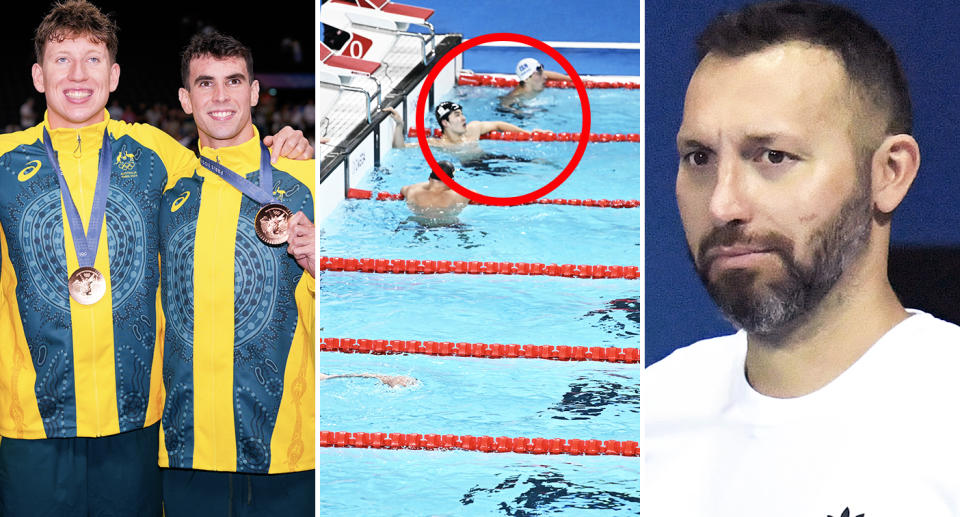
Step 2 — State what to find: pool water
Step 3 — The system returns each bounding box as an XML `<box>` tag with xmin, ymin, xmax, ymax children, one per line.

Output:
<box><xmin>320</xmin><ymin>199</ymin><xmax>639</xmax><ymax>265</ymax></box>
<box><xmin>367</xmin><ymin>140</ymin><xmax>641</xmax><ymax>202</ymax></box>
<box><xmin>321</xmin><ymin>339</ymin><xmax>640</xmax><ymax>439</ymax></box>
<box><xmin>318</xmin><ymin>82</ymin><xmax>641</xmax><ymax>515</ymax></box>
<box><xmin>319</xmin><ymin>449</ymin><xmax>641</xmax><ymax>517</ymax></box>
<box><xmin>447</xmin><ymin>85</ymin><xmax>641</xmax><ymax>135</ymax></box>
<box><xmin>405</xmin><ymin>85</ymin><xmax>642</xmax><ymax>199</ymax></box>
<box><xmin>319</xmin><ymin>273</ymin><xmax>640</xmax><ymax>348</ymax></box>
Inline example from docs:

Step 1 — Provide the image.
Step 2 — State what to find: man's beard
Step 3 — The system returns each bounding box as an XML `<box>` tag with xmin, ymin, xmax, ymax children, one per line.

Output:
<box><xmin>694</xmin><ymin>171</ymin><xmax>874</xmax><ymax>338</ymax></box>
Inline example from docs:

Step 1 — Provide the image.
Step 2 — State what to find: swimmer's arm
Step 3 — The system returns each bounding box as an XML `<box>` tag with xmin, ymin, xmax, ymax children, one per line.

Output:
<box><xmin>492</xmin><ymin>121</ymin><xmax>529</xmax><ymax>133</ymax></box>
<box><xmin>320</xmin><ymin>373</ymin><xmax>418</xmax><ymax>387</ymax></box>
<box><xmin>499</xmin><ymin>88</ymin><xmax>521</xmax><ymax>108</ymax></box>
<box><xmin>383</xmin><ymin>107</ymin><xmax>409</xmax><ymax>149</ymax></box>
<box><xmin>469</xmin><ymin>120</ymin><xmax>529</xmax><ymax>135</ymax></box>
<box><xmin>383</xmin><ymin>107</ymin><xmax>439</xmax><ymax>148</ymax></box>
<box><xmin>544</xmin><ymin>70</ymin><xmax>571</xmax><ymax>81</ymax></box>
<box><xmin>400</xmin><ymin>184</ymin><xmax>411</xmax><ymax>197</ymax></box>
<box><xmin>498</xmin><ymin>93</ymin><xmax>524</xmax><ymax>117</ymax></box>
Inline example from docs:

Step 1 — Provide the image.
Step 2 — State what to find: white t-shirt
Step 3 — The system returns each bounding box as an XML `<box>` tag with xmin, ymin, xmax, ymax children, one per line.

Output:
<box><xmin>644</xmin><ymin>311</ymin><xmax>960</xmax><ymax>516</ymax></box>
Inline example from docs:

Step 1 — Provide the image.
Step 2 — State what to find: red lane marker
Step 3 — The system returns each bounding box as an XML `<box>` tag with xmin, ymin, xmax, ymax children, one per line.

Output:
<box><xmin>320</xmin><ymin>430</ymin><xmax>639</xmax><ymax>457</ymax></box>
<box><xmin>416</xmin><ymin>33</ymin><xmax>591</xmax><ymax>206</ymax></box>
<box><xmin>459</xmin><ymin>73</ymin><xmax>642</xmax><ymax>90</ymax></box>
<box><xmin>319</xmin><ymin>338</ymin><xmax>640</xmax><ymax>364</ymax></box>
<box><xmin>319</xmin><ymin>257</ymin><xmax>639</xmax><ymax>280</ymax></box>
<box><xmin>407</xmin><ymin>128</ymin><xmax>639</xmax><ymax>142</ymax></box>
<box><xmin>346</xmin><ymin>188</ymin><xmax>640</xmax><ymax>209</ymax></box>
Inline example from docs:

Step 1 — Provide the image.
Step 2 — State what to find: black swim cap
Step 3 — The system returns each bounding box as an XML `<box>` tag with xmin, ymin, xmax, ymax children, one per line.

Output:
<box><xmin>430</xmin><ymin>160</ymin><xmax>456</xmax><ymax>181</ymax></box>
<box><xmin>434</xmin><ymin>102</ymin><xmax>462</xmax><ymax>127</ymax></box>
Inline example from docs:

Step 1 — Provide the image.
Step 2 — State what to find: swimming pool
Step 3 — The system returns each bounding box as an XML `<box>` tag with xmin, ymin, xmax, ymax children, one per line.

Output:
<box><xmin>318</xmin><ymin>80</ymin><xmax>641</xmax><ymax>515</ymax></box>
<box><xmin>319</xmin><ymin>449</ymin><xmax>641</xmax><ymax>516</ymax></box>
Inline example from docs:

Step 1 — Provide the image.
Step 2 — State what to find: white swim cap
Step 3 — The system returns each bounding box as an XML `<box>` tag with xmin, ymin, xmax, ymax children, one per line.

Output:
<box><xmin>516</xmin><ymin>58</ymin><xmax>542</xmax><ymax>82</ymax></box>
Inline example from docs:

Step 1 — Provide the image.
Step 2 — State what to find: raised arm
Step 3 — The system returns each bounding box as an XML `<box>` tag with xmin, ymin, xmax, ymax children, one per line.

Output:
<box><xmin>382</xmin><ymin>107</ymin><xmax>425</xmax><ymax>149</ymax></box>
<box><xmin>544</xmin><ymin>70</ymin><xmax>571</xmax><ymax>81</ymax></box>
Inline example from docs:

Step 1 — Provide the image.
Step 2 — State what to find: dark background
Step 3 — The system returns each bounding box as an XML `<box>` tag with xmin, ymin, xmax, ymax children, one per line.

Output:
<box><xmin>646</xmin><ymin>0</ymin><xmax>960</xmax><ymax>365</ymax></box>
<box><xmin>2</xmin><ymin>2</ymin><xmax>315</xmax><ymax>145</ymax></box>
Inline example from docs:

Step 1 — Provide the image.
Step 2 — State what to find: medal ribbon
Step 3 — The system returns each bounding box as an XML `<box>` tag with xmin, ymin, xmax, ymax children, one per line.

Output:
<box><xmin>199</xmin><ymin>142</ymin><xmax>279</xmax><ymax>205</ymax></box>
<box><xmin>43</xmin><ymin>127</ymin><xmax>112</xmax><ymax>269</ymax></box>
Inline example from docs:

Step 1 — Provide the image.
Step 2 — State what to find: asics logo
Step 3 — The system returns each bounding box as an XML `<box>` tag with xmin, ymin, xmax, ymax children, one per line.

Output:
<box><xmin>17</xmin><ymin>160</ymin><xmax>41</xmax><ymax>182</ymax></box>
<box><xmin>171</xmin><ymin>191</ymin><xmax>190</xmax><ymax>212</ymax></box>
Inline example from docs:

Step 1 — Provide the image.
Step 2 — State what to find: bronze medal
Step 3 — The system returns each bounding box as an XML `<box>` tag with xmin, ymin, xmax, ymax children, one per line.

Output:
<box><xmin>68</xmin><ymin>266</ymin><xmax>106</xmax><ymax>305</ymax></box>
<box><xmin>255</xmin><ymin>203</ymin><xmax>292</xmax><ymax>246</ymax></box>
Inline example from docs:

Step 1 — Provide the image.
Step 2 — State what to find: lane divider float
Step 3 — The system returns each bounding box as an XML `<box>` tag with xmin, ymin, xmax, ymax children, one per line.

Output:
<box><xmin>458</xmin><ymin>73</ymin><xmax>641</xmax><ymax>90</ymax></box>
<box><xmin>320</xmin><ymin>337</ymin><xmax>640</xmax><ymax>364</ymax></box>
<box><xmin>320</xmin><ymin>431</ymin><xmax>639</xmax><ymax>457</ymax></box>
<box><xmin>347</xmin><ymin>188</ymin><xmax>640</xmax><ymax>208</ymax></box>
<box><xmin>318</xmin><ymin>256</ymin><xmax>639</xmax><ymax>279</ymax></box>
<box><xmin>408</xmin><ymin>127</ymin><xmax>640</xmax><ymax>142</ymax></box>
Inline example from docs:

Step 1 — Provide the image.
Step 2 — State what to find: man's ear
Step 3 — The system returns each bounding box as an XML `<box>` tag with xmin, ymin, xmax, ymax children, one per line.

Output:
<box><xmin>178</xmin><ymin>88</ymin><xmax>193</xmax><ymax>115</ymax></box>
<box><xmin>32</xmin><ymin>63</ymin><xmax>45</xmax><ymax>93</ymax></box>
<box><xmin>250</xmin><ymin>79</ymin><xmax>260</xmax><ymax>107</ymax></box>
<box><xmin>871</xmin><ymin>133</ymin><xmax>919</xmax><ymax>214</ymax></box>
<box><xmin>109</xmin><ymin>63</ymin><xmax>120</xmax><ymax>92</ymax></box>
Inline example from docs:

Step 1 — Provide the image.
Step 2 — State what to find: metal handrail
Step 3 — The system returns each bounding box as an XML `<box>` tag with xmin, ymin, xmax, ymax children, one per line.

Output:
<box><xmin>348</xmin><ymin>20</ymin><xmax>436</xmax><ymax>65</ymax></box>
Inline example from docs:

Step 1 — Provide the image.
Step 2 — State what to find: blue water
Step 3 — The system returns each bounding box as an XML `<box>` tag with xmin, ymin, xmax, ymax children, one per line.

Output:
<box><xmin>369</xmin><ymin>140</ymin><xmax>641</xmax><ymax>200</ymax></box>
<box><xmin>441</xmin><ymin>85</ymin><xmax>642</xmax><ymax>135</ymax></box>
<box><xmin>320</xmin><ymin>201</ymin><xmax>639</xmax><ymax>264</ymax></box>
<box><xmin>319</xmin><ymin>273</ymin><xmax>639</xmax><ymax>347</ymax></box>
<box><xmin>321</xmin><ymin>352</ymin><xmax>639</xmax><ymax>440</ymax></box>
<box><xmin>400</xmin><ymin>85</ymin><xmax>643</xmax><ymax>199</ymax></box>
<box><xmin>318</xmin><ymin>84</ymin><xmax>640</xmax><ymax>514</ymax></box>
<box><xmin>318</xmin><ymin>449</ymin><xmax>641</xmax><ymax>517</ymax></box>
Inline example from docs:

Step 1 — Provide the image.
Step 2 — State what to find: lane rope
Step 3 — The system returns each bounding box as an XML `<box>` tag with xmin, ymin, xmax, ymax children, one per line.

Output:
<box><xmin>407</xmin><ymin>127</ymin><xmax>640</xmax><ymax>142</ymax></box>
<box><xmin>347</xmin><ymin>188</ymin><xmax>640</xmax><ymax>208</ymax></box>
<box><xmin>318</xmin><ymin>256</ymin><xmax>639</xmax><ymax>279</ymax></box>
<box><xmin>321</xmin><ymin>338</ymin><xmax>640</xmax><ymax>364</ymax></box>
<box><xmin>319</xmin><ymin>430</ymin><xmax>639</xmax><ymax>457</ymax></box>
<box><xmin>458</xmin><ymin>73</ymin><xmax>641</xmax><ymax>90</ymax></box>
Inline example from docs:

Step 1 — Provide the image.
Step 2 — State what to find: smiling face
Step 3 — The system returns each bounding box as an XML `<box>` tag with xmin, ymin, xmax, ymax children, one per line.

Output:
<box><xmin>675</xmin><ymin>42</ymin><xmax>878</xmax><ymax>335</ymax></box>
<box><xmin>179</xmin><ymin>55</ymin><xmax>258</xmax><ymax>149</ymax></box>
<box><xmin>32</xmin><ymin>35</ymin><xmax>119</xmax><ymax>129</ymax></box>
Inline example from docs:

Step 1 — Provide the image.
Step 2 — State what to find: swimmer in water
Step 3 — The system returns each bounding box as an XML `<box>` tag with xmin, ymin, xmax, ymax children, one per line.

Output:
<box><xmin>400</xmin><ymin>160</ymin><xmax>470</xmax><ymax>223</ymax></box>
<box><xmin>385</xmin><ymin>104</ymin><xmax>547</xmax><ymax>171</ymax></box>
<box><xmin>499</xmin><ymin>58</ymin><xmax>571</xmax><ymax>115</ymax></box>
<box><xmin>386</xmin><ymin>104</ymin><xmax>530</xmax><ymax>154</ymax></box>
<box><xmin>320</xmin><ymin>373</ymin><xmax>418</xmax><ymax>388</ymax></box>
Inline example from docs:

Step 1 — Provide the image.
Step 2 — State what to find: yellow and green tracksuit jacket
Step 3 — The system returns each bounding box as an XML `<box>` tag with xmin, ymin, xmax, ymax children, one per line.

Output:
<box><xmin>158</xmin><ymin>129</ymin><xmax>314</xmax><ymax>474</ymax></box>
<box><xmin>0</xmin><ymin>111</ymin><xmax>195</xmax><ymax>439</ymax></box>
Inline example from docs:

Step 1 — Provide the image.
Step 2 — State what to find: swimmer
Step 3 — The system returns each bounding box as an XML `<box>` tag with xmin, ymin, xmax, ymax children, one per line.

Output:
<box><xmin>320</xmin><ymin>373</ymin><xmax>418</xmax><ymax>388</ymax></box>
<box><xmin>499</xmin><ymin>58</ymin><xmax>571</xmax><ymax>113</ymax></box>
<box><xmin>400</xmin><ymin>160</ymin><xmax>470</xmax><ymax>220</ymax></box>
<box><xmin>386</xmin><ymin>104</ymin><xmax>529</xmax><ymax>151</ymax></box>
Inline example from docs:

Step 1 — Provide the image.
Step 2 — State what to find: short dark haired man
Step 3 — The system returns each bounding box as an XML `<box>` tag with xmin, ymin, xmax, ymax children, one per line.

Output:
<box><xmin>386</xmin><ymin>104</ymin><xmax>528</xmax><ymax>149</ymax></box>
<box><xmin>399</xmin><ymin>160</ymin><xmax>470</xmax><ymax>220</ymax></box>
<box><xmin>645</xmin><ymin>2</ymin><xmax>960</xmax><ymax>514</ymax></box>
<box><xmin>499</xmin><ymin>58</ymin><xmax>571</xmax><ymax>113</ymax></box>
<box><xmin>158</xmin><ymin>31</ymin><xmax>315</xmax><ymax>515</ymax></box>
